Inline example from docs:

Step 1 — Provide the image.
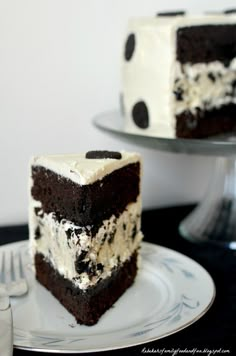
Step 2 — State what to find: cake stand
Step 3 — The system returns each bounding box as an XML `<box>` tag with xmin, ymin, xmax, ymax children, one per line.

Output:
<box><xmin>93</xmin><ymin>110</ymin><xmax>236</xmax><ymax>250</ymax></box>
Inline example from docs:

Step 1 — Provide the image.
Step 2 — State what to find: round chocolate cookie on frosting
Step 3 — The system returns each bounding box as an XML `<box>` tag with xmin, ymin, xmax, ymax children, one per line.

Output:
<box><xmin>157</xmin><ymin>10</ymin><xmax>185</xmax><ymax>17</ymax></box>
<box><xmin>85</xmin><ymin>150</ymin><xmax>122</xmax><ymax>159</ymax></box>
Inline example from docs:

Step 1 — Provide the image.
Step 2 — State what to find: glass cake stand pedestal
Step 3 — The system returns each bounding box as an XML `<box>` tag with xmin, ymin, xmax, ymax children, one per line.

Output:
<box><xmin>93</xmin><ymin>110</ymin><xmax>236</xmax><ymax>250</ymax></box>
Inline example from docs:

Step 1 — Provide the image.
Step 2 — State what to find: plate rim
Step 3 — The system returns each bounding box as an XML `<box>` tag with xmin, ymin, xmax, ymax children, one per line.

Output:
<box><xmin>93</xmin><ymin>110</ymin><xmax>236</xmax><ymax>156</ymax></box>
<box><xmin>1</xmin><ymin>240</ymin><xmax>216</xmax><ymax>353</ymax></box>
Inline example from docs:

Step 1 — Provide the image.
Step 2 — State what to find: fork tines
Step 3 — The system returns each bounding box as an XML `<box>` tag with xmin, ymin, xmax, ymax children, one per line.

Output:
<box><xmin>0</xmin><ymin>250</ymin><xmax>28</xmax><ymax>297</ymax></box>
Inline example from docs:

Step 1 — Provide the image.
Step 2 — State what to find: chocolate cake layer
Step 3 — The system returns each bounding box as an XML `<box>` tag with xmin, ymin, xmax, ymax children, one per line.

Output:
<box><xmin>176</xmin><ymin>104</ymin><xmax>236</xmax><ymax>138</ymax></box>
<box><xmin>35</xmin><ymin>251</ymin><xmax>138</xmax><ymax>325</ymax></box>
<box><xmin>177</xmin><ymin>25</ymin><xmax>236</xmax><ymax>65</ymax></box>
<box><xmin>31</xmin><ymin>162</ymin><xmax>140</xmax><ymax>230</ymax></box>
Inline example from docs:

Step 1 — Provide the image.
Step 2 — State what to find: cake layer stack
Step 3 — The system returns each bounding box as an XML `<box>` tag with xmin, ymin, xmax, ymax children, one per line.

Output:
<box><xmin>122</xmin><ymin>12</ymin><xmax>236</xmax><ymax>138</ymax></box>
<box><xmin>29</xmin><ymin>150</ymin><xmax>143</xmax><ymax>325</ymax></box>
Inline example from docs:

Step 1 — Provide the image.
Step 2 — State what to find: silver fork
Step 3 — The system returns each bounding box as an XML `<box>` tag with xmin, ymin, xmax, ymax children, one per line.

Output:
<box><xmin>0</xmin><ymin>250</ymin><xmax>28</xmax><ymax>356</ymax></box>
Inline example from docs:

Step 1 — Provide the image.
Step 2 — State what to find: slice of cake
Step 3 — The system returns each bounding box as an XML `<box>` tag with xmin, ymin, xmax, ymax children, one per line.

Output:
<box><xmin>122</xmin><ymin>11</ymin><xmax>236</xmax><ymax>138</ymax></box>
<box><xmin>29</xmin><ymin>150</ymin><xmax>143</xmax><ymax>325</ymax></box>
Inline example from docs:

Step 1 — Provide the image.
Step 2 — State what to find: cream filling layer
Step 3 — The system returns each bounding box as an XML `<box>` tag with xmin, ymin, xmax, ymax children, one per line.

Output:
<box><xmin>174</xmin><ymin>59</ymin><xmax>236</xmax><ymax>115</ymax></box>
<box><xmin>29</xmin><ymin>198</ymin><xmax>143</xmax><ymax>290</ymax></box>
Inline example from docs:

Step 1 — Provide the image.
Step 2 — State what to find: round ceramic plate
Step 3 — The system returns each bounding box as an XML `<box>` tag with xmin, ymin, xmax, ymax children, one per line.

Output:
<box><xmin>2</xmin><ymin>241</ymin><xmax>215</xmax><ymax>353</ymax></box>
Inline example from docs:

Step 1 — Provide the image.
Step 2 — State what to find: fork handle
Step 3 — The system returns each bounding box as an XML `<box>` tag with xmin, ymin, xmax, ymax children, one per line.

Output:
<box><xmin>0</xmin><ymin>296</ymin><xmax>13</xmax><ymax>356</ymax></box>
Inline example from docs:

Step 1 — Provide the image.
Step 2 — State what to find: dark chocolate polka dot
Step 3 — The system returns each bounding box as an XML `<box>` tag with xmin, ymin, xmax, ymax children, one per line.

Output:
<box><xmin>124</xmin><ymin>33</ymin><xmax>135</xmax><ymax>61</ymax></box>
<box><xmin>132</xmin><ymin>101</ymin><xmax>149</xmax><ymax>129</ymax></box>
<box><xmin>85</xmin><ymin>151</ymin><xmax>122</xmax><ymax>159</ymax></box>
<box><xmin>157</xmin><ymin>11</ymin><xmax>185</xmax><ymax>17</ymax></box>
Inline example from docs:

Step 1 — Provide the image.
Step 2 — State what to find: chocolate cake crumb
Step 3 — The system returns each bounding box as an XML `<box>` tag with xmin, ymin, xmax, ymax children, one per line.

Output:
<box><xmin>131</xmin><ymin>224</ymin><xmax>137</xmax><ymax>240</ymax></box>
<box><xmin>174</xmin><ymin>87</ymin><xmax>184</xmax><ymax>101</ymax></box>
<box><xmin>96</xmin><ymin>263</ymin><xmax>104</xmax><ymax>272</ymax></box>
<box><xmin>108</xmin><ymin>228</ymin><xmax>117</xmax><ymax>244</ymax></box>
<box><xmin>35</xmin><ymin>226</ymin><xmax>41</xmax><ymax>240</ymax></box>
<box><xmin>231</xmin><ymin>80</ymin><xmax>236</xmax><ymax>95</ymax></box>
<box><xmin>102</xmin><ymin>232</ymin><xmax>108</xmax><ymax>243</ymax></box>
<box><xmin>208</xmin><ymin>72</ymin><xmax>216</xmax><ymax>82</ymax></box>
<box><xmin>35</xmin><ymin>207</ymin><xmax>43</xmax><ymax>217</ymax></box>
<box><xmin>65</xmin><ymin>228</ymin><xmax>73</xmax><ymax>239</ymax></box>
<box><xmin>75</xmin><ymin>259</ymin><xmax>90</xmax><ymax>274</ymax></box>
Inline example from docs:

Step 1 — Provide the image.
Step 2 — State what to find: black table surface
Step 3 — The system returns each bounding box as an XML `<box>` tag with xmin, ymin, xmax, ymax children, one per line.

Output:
<box><xmin>0</xmin><ymin>205</ymin><xmax>235</xmax><ymax>356</ymax></box>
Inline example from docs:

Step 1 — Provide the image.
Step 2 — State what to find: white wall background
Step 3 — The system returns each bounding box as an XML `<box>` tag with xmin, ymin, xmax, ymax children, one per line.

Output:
<box><xmin>0</xmin><ymin>0</ymin><xmax>234</xmax><ymax>225</ymax></box>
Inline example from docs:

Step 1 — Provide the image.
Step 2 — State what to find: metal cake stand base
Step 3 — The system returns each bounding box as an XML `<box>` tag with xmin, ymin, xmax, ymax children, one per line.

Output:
<box><xmin>179</xmin><ymin>157</ymin><xmax>236</xmax><ymax>249</ymax></box>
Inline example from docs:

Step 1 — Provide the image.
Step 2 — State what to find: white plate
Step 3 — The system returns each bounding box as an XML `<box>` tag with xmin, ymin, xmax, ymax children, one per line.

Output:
<box><xmin>2</xmin><ymin>241</ymin><xmax>215</xmax><ymax>353</ymax></box>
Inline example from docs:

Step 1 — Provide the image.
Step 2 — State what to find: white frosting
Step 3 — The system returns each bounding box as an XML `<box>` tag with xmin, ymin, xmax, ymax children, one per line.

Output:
<box><xmin>30</xmin><ymin>151</ymin><xmax>141</xmax><ymax>185</ymax></box>
<box><xmin>122</xmin><ymin>14</ymin><xmax>236</xmax><ymax>138</ymax></box>
<box><xmin>122</xmin><ymin>18</ymin><xmax>175</xmax><ymax>138</ymax></box>
<box><xmin>29</xmin><ymin>199</ymin><xmax>142</xmax><ymax>290</ymax></box>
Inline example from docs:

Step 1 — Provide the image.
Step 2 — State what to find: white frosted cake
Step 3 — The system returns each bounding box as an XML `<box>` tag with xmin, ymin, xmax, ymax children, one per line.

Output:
<box><xmin>122</xmin><ymin>11</ymin><xmax>236</xmax><ymax>138</ymax></box>
<box><xmin>29</xmin><ymin>150</ymin><xmax>143</xmax><ymax>325</ymax></box>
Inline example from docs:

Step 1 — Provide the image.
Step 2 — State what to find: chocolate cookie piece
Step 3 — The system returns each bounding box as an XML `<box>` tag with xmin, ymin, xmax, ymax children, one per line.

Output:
<box><xmin>35</xmin><ymin>226</ymin><xmax>41</xmax><ymax>240</ymax></box>
<box><xmin>208</xmin><ymin>72</ymin><xmax>216</xmax><ymax>82</ymax></box>
<box><xmin>85</xmin><ymin>151</ymin><xmax>122</xmax><ymax>159</ymax></box>
<box><xmin>174</xmin><ymin>87</ymin><xmax>184</xmax><ymax>101</ymax></box>
<box><xmin>132</xmin><ymin>101</ymin><xmax>149</xmax><ymax>129</ymax></box>
<box><xmin>124</xmin><ymin>33</ymin><xmax>135</xmax><ymax>61</ymax></box>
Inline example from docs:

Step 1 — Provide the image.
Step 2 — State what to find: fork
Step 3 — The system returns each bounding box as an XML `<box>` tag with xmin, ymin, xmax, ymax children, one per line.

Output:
<box><xmin>0</xmin><ymin>250</ymin><xmax>28</xmax><ymax>356</ymax></box>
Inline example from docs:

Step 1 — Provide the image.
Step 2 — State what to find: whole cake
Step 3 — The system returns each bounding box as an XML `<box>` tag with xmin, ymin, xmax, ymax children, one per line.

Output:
<box><xmin>29</xmin><ymin>150</ymin><xmax>143</xmax><ymax>325</ymax></box>
<box><xmin>122</xmin><ymin>11</ymin><xmax>236</xmax><ymax>138</ymax></box>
